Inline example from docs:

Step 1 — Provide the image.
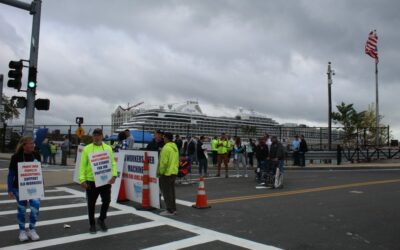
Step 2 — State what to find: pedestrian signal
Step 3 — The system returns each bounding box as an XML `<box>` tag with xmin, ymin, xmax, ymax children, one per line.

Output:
<box><xmin>35</xmin><ymin>98</ymin><xmax>50</xmax><ymax>110</ymax></box>
<box><xmin>12</xmin><ymin>96</ymin><xmax>27</xmax><ymax>109</ymax></box>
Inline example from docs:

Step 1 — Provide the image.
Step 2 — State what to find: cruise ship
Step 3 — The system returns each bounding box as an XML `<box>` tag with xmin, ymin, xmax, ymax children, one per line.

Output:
<box><xmin>116</xmin><ymin>101</ymin><xmax>339</xmax><ymax>146</ymax></box>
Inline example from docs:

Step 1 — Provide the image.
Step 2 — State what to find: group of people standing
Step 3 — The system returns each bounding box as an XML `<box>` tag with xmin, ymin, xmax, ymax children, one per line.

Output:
<box><xmin>38</xmin><ymin>137</ymin><xmax>70</xmax><ymax>166</ymax></box>
<box><xmin>7</xmin><ymin>130</ymin><xmax>118</xmax><ymax>241</ymax></box>
<box><xmin>291</xmin><ymin>135</ymin><xmax>308</xmax><ymax>167</ymax></box>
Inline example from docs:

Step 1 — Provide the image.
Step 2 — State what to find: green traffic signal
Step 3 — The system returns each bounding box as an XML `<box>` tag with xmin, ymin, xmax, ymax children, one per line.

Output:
<box><xmin>28</xmin><ymin>66</ymin><xmax>37</xmax><ymax>89</ymax></box>
<box><xmin>28</xmin><ymin>80</ymin><xmax>36</xmax><ymax>88</ymax></box>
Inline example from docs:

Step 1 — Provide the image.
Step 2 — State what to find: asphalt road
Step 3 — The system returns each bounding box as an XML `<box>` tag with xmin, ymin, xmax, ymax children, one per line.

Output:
<box><xmin>0</xmin><ymin>162</ymin><xmax>400</xmax><ymax>249</ymax></box>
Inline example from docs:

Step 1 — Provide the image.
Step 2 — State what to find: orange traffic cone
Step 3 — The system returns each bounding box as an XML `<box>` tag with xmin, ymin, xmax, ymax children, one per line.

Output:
<box><xmin>118</xmin><ymin>179</ymin><xmax>127</xmax><ymax>202</ymax></box>
<box><xmin>141</xmin><ymin>152</ymin><xmax>151</xmax><ymax>209</ymax></box>
<box><xmin>192</xmin><ymin>176</ymin><xmax>211</xmax><ymax>209</ymax></box>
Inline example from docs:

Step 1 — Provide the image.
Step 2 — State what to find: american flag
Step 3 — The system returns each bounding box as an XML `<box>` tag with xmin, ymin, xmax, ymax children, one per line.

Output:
<box><xmin>365</xmin><ymin>30</ymin><xmax>378</xmax><ymax>62</ymax></box>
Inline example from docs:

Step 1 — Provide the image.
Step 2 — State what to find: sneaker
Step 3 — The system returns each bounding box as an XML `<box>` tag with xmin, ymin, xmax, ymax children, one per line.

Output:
<box><xmin>97</xmin><ymin>219</ymin><xmax>108</xmax><ymax>232</ymax></box>
<box><xmin>244</xmin><ymin>174</ymin><xmax>248</xmax><ymax>178</ymax></box>
<box><xmin>159</xmin><ymin>210</ymin><xmax>176</xmax><ymax>216</ymax></box>
<box><xmin>27</xmin><ymin>229</ymin><xmax>40</xmax><ymax>241</ymax></box>
<box><xmin>89</xmin><ymin>225</ymin><xmax>97</xmax><ymax>234</ymax></box>
<box><xmin>19</xmin><ymin>230</ymin><xmax>29</xmax><ymax>242</ymax></box>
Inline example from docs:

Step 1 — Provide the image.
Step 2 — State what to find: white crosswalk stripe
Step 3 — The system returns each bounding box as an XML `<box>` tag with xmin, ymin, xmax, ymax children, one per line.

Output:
<box><xmin>0</xmin><ymin>186</ymin><xmax>280</xmax><ymax>250</ymax></box>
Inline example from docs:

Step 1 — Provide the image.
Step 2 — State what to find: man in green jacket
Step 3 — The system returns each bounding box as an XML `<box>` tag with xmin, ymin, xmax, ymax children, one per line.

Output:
<box><xmin>216</xmin><ymin>133</ymin><xmax>229</xmax><ymax>178</ymax></box>
<box><xmin>211</xmin><ymin>136</ymin><xmax>218</xmax><ymax>168</ymax></box>
<box><xmin>158</xmin><ymin>132</ymin><xmax>179</xmax><ymax>216</ymax></box>
<box><xmin>80</xmin><ymin>128</ymin><xmax>117</xmax><ymax>234</ymax></box>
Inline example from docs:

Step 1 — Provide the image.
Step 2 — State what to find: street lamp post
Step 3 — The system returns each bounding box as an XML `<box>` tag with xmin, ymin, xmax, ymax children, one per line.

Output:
<box><xmin>327</xmin><ymin>62</ymin><xmax>334</xmax><ymax>151</ymax></box>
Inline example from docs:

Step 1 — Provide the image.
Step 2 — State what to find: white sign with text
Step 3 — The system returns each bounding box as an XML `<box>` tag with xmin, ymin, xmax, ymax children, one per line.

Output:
<box><xmin>89</xmin><ymin>150</ymin><xmax>113</xmax><ymax>187</ymax></box>
<box><xmin>18</xmin><ymin>162</ymin><xmax>44</xmax><ymax>200</ymax></box>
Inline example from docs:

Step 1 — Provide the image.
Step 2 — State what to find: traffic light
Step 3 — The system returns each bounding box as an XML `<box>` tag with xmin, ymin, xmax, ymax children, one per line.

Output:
<box><xmin>12</xmin><ymin>96</ymin><xmax>27</xmax><ymax>109</ymax></box>
<box><xmin>7</xmin><ymin>60</ymin><xmax>23</xmax><ymax>90</ymax></box>
<box><xmin>28</xmin><ymin>66</ymin><xmax>37</xmax><ymax>89</ymax></box>
<box><xmin>35</xmin><ymin>98</ymin><xmax>50</xmax><ymax>110</ymax></box>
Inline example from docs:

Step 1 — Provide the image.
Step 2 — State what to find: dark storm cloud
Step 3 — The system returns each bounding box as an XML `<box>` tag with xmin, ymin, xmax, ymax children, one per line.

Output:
<box><xmin>1</xmin><ymin>0</ymin><xmax>400</xmax><ymax>136</ymax></box>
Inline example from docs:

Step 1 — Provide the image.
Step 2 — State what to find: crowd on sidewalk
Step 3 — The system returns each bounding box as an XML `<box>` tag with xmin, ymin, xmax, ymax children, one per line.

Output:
<box><xmin>142</xmin><ymin>130</ymin><xmax>309</xmax><ymax>179</ymax></box>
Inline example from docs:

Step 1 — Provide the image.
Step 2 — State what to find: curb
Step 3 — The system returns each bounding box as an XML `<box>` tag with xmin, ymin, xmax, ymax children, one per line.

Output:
<box><xmin>285</xmin><ymin>166</ymin><xmax>400</xmax><ymax>171</ymax></box>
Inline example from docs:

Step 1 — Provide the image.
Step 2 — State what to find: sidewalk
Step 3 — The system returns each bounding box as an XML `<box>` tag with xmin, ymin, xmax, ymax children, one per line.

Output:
<box><xmin>0</xmin><ymin>152</ymin><xmax>76</xmax><ymax>167</ymax></box>
<box><xmin>2</xmin><ymin>152</ymin><xmax>400</xmax><ymax>170</ymax></box>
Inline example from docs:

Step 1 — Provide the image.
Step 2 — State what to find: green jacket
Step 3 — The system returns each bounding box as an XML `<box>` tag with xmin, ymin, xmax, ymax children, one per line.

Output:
<box><xmin>50</xmin><ymin>144</ymin><xmax>57</xmax><ymax>154</ymax></box>
<box><xmin>79</xmin><ymin>143</ymin><xmax>117</xmax><ymax>183</ymax></box>
<box><xmin>211</xmin><ymin>139</ymin><xmax>218</xmax><ymax>151</ymax></box>
<box><xmin>217</xmin><ymin>139</ymin><xmax>229</xmax><ymax>154</ymax></box>
<box><xmin>158</xmin><ymin>142</ymin><xmax>179</xmax><ymax>176</ymax></box>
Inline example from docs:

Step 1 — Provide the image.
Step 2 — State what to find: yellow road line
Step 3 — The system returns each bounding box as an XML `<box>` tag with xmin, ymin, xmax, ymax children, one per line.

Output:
<box><xmin>208</xmin><ymin>179</ymin><xmax>400</xmax><ymax>204</ymax></box>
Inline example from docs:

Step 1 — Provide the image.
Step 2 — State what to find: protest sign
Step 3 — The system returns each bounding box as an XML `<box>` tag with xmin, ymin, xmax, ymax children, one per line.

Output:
<box><xmin>110</xmin><ymin>151</ymin><xmax>124</xmax><ymax>203</ymax></box>
<box><xmin>89</xmin><ymin>150</ymin><xmax>113</xmax><ymax>187</ymax></box>
<box><xmin>73</xmin><ymin>145</ymin><xmax>85</xmax><ymax>183</ymax></box>
<box><xmin>122</xmin><ymin>150</ymin><xmax>160</xmax><ymax>208</ymax></box>
<box><xmin>18</xmin><ymin>162</ymin><xmax>44</xmax><ymax>200</ymax></box>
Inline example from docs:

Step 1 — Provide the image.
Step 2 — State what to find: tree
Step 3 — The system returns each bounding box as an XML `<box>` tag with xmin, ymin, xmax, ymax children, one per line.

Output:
<box><xmin>358</xmin><ymin>104</ymin><xmax>390</xmax><ymax>146</ymax></box>
<box><xmin>0</xmin><ymin>95</ymin><xmax>20</xmax><ymax>152</ymax></box>
<box><xmin>332</xmin><ymin>102</ymin><xmax>390</xmax><ymax>146</ymax></box>
<box><xmin>1</xmin><ymin>95</ymin><xmax>20</xmax><ymax>123</ymax></box>
<box><xmin>331</xmin><ymin>102</ymin><xmax>359</xmax><ymax>145</ymax></box>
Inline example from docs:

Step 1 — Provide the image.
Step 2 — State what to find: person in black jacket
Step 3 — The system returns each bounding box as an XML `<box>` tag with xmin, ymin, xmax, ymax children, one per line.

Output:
<box><xmin>174</xmin><ymin>134</ymin><xmax>183</xmax><ymax>155</ymax></box>
<box><xmin>183</xmin><ymin>136</ymin><xmax>196</xmax><ymax>165</ymax></box>
<box><xmin>299</xmin><ymin>135</ymin><xmax>308</xmax><ymax>167</ymax></box>
<box><xmin>7</xmin><ymin>137</ymin><xmax>42</xmax><ymax>242</ymax></box>
<box><xmin>196</xmin><ymin>136</ymin><xmax>208</xmax><ymax>176</ymax></box>
<box><xmin>254</xmin><ymin>137</ymin><xmax>269</xmax><ymax>181</ymax></box>
<box><xmin>146</xmin><ymin>130</ymin><xmax>164</xmax><ymax>152</ymax></box>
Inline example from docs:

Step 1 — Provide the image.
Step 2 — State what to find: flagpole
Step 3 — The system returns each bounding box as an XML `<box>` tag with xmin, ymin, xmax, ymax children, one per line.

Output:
<box><xmin>375</xmin><ymin>60</ymin><xmax>379</xmax><ymax>146</ymax></box>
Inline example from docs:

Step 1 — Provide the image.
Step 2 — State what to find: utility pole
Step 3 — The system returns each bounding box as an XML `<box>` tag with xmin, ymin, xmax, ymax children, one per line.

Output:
<box><xmin>0</xmin><ymin>74</ymin><xmax>3</xmax><ymax>111</ymax></box>
<box><xmin>327</xmin><ymin>62</ymin><xmax>334</xmax><ymax>151</ymax></box>
<box><xmin>0</xmin><ymin>0</ymin><xmax>42</xmax><ymax>137</ymax></box>
<box><xmin>0</xmin><ymin>74</ymin><xmax>3</xmax><ymax>126</ymax></box>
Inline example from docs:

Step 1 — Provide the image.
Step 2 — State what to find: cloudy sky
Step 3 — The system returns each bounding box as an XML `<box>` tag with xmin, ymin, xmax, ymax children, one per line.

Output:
<box><xmin>1</xmin><ymin>0</ymin><xmax>399</xmax><ymax>137</ymax></box>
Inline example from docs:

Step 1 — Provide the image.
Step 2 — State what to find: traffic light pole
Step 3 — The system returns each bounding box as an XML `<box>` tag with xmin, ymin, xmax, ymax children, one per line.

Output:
<box><xmin>0</xmin><ymin>0</ymin><xmax>42</xmax><ymax>137</ymax></box>
<box><xmin>25</xmin><ymin>0</ymin><xmax>42</xmax><ymax>137</ymax></box>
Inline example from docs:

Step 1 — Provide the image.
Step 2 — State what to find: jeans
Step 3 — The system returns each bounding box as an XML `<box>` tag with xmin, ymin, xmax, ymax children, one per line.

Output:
<box><xmin>198</xmin><ymin>158</ymin><xmax>208</xmax><ymax>176</ymax></box>
<box><xmin>293</xmin><ymin>151</ymin><xmax>300</xmax><ymax>166</ymax></box>
<box><xmin>256</xmin><ymin>160</ymin><xmax>266</xmax><ymax>180</ymax></box>
<box><xmin>234</xmin><ymin>153</ymin><xmax>247</xmax><ymax>176</ymax></box>
<box><xmin>50</xmin><ymin>154</ymin><xmax>56</xmax><ymax>165</ymax></box>
<box><xmin>42</xmin><ymin>155</ymin><xmax>49</xmax><ymax>164</ymax></box>
<box><xmin>12</xmin><ymin>188</ymin><xmax>40</xmax><ymax>230</ymax></box>
<box><xmin>278</xmin><ymin>159</ymin><xmax>285</xmax><ymax>173</ymax></box>
<box><xmin>247</xmin><ymin>152</ymin><xmax>254</xmax><ymax>167</ymax></box>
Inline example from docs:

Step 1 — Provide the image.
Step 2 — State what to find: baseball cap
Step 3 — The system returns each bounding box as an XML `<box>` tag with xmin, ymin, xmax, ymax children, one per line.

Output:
<box><xmin>163</xmin><ymin>132</ymin><xmax>173</xmax><ymax>141</ymax></box>
<box><xmin>92</xmin><ymin>128</ymin><xmax>103</xmax><ymax>135</ymax></box>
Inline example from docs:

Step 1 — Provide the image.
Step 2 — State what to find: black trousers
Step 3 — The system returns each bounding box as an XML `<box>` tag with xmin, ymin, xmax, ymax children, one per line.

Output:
<box><xmin>159</xmin><ymin>175</ymin><xmax>177</xmax><ymax>213</ymax></box>
<box><xmin>211</xmin><ymin>151</ymin><xmax>218</xmax><ymax>165</ymax></box>
<box><xmin>247</xmin><ymin>152</ymin><xmax>254</xmax><ymax>167</ymax></box>
<box><xmin>85</xmin><ymin>182</ymin><xmax>111</xmax><ymax>226</ymax></box>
